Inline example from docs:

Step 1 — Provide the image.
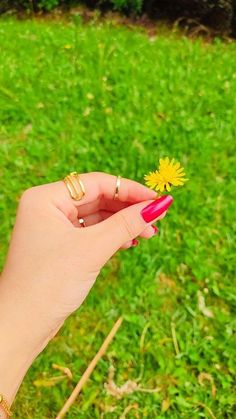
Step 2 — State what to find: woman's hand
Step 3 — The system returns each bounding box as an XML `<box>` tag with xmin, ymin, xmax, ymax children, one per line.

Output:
<box><xmin>0</xmin><ymin>172</ymin><xmax>173</xmax><ymax>405</ymax></box>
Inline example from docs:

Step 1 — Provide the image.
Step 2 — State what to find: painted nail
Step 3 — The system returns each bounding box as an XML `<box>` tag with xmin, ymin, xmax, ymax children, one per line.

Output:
<box><xmin>141</xmin><ymin>195</ymin><xmax>173</xmax><ymax>223</ymax></box>
<box><xmin>152</xmin><ymin>225</ymin><xmax>159</xmax><ymax>235</ymax></box>
<box><xmin>132</xmin><ymin>239</ymin><xmax>139</xmax><ymax>247</ymax></box>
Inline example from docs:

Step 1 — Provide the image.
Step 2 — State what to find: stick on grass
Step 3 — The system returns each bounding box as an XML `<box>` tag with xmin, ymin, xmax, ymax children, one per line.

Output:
<box><xmin>55</xmin><ymin>316</ymin><xmax>123</xmax><ymax>419</ymax></box>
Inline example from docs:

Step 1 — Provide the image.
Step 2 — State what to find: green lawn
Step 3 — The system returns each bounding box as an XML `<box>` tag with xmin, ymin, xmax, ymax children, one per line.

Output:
<box><xmin>0</xmin><ymin>15</ymin><xmax>236</xmax><ymax>418</ymax></box>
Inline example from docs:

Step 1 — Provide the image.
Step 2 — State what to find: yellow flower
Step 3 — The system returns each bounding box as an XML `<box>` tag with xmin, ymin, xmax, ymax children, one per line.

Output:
<box><xmin>144</xmin><ymin>157</ymin><xmax>188</xmax><ymax>192</ymax></box>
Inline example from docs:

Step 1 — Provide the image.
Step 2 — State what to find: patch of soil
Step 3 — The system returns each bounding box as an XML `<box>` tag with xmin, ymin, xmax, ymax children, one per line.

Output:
<box><xmin>2</xmin><ymin>4</ymin><xmax>234</xmax><ymax>42</ymax></box>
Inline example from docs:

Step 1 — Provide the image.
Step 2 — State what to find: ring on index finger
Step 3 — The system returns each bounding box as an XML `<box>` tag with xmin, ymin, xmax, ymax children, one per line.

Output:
<box><xmin>64</xmin><ymin>172</ymin><xmax>85</xmax><ymax>201</ymax></box>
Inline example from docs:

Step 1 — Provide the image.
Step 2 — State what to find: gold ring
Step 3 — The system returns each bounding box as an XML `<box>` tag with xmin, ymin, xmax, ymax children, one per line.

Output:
<box><xmin>113</xmin><ymin>175</ymin><xmax>121</xmax><ymax>200</ymax></box>
<box><xmin>78</xmin><ymin>218</ymin><xmax>86</xmax><ymax>228</ymax></box>
<box><xmin>64</xmin><ymin>172</ymin><xmax>85</xmax><ymax>201</ymax></box>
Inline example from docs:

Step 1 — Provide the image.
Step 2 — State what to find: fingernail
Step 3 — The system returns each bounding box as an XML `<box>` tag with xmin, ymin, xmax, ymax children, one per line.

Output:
<box><xmin>141</xmin><ymin>195</ymin><xmax>173</xmax><ymax>223</ymax></box>
<box><xmin>132</xmin><ymin>239</ymin><xmax>139</xmax><ymax>247</ymax></box>
<box><xmin>152</xmin><ymin>225</ymin><xmax>159</xmax><ymax>235</ymax></box>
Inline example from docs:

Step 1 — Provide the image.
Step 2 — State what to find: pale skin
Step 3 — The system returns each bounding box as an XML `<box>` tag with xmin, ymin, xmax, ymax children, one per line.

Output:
<box><xmin>0</xmin><ymin>172</ymin><xmax>170</xmax><ymax>416</ymax></box>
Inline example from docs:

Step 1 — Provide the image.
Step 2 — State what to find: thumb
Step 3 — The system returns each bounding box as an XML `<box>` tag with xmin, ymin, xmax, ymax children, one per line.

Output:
<box><xmin>96</xmin><ymin>195</ymin><xmax>173</xmax><ymax>261</ymax></box>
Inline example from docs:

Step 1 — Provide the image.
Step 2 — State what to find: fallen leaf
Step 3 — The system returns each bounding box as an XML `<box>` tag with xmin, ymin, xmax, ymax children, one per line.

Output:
<box><xmin>197</xmin><ymin>291</ymin><xmax>214</xmax><ymax>318</ymax></box>
<box><xmin>158</xmin><ymin>273</ymin><xmax>176</xmax><ymax>288</ymax></box>
<box><xmin>22</xmin><ymin>124</ymin><xmax>33</xmax><ymax>134</ymax></box>
<box><xmin>52</xmin><ymin>363</ymin><xmax>73</xmax><ymax>379</ymax></box>
<box><xmin>198</xmin><ymin>372</ymin><xmax>216</xmax><ymax>397</ymax></box>
<box><xmin>161</xmin><ymin>399</ymin><xmax>171</xmax><ymax>412</ymax></box>
<box><xmin>33</xmin><ymin>375</ymin><xmax>65</xmax><ymax>388</ymax></box>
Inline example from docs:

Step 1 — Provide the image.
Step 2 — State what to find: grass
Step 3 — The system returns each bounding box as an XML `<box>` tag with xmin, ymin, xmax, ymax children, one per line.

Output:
<box><xmin>0</xmin><ymin>14</ymin><xmax>236</xmax><ymax>418</ymax></box>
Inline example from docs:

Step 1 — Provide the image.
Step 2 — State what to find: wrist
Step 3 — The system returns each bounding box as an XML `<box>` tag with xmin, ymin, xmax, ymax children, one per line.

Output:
<box><xmin>0</xmin><ymin>274</ymin><xmax>55</xmax><ymax>404</ymax></box>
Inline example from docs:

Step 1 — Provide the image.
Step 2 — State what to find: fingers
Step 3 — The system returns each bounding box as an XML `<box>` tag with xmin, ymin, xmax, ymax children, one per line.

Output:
<box><xmin>92</xmin><ymin>195</ymin><xmax>173</xmax><ymax>263</ymax></box>
<box><xmin>73</xmin><ymin>210</ymin><xmax>112</xmax><ymax>227</ymax></box>
<box><xmin>61</xmin><ymin>172</ymin><xmax>157</xmax><ymax>207</ymax></box>
<box><xmin>140</xmin><ymin>225</ymin><xmax>159</xmax><ymax>239</ymax></box>
<box><xmin>77</xmin><ymin>198</ymin><xmax>130</xmax><ymax>218</ymax></box>
<box><xmin>20</xmin><ymin>173</ymin><xmax>158</xmax><ymax>226</ymax></box>
<box><xmin>43</xmin><ymin>172</ymin><xmax>157</xmax><ymax>224</ymax></box>
<box><xmin>75</xmin><ymin>209</ymin><xmax>159</xmax><ymax>249</ymax></box>
<box><xmin>121</xmin><ymin>226</ymin><xmax>158</xmax><ymax>250</ymax></box>
<box><xmin>121</xmin><ymin>239</ymin><xmax>139</xmax><ymax>250</ymax></box>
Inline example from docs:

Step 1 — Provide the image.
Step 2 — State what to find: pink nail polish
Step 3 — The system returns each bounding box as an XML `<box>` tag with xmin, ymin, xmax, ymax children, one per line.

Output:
<box><xmin>152</xmin><ymin>225</ymin><xmax>159</xmax><ymax>235</ymax></box>
<box><xmin>132</xmin><ymin>239</ymin><xmax>139</xmax><ymax>247</ymax></box>
<box><xmin>141</xmin><ymin>195</ymin><xmax>173</xmax><ymax>223</ymax></box>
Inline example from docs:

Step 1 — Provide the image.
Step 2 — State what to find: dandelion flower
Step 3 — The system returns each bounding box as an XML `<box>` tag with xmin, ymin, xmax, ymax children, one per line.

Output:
<box><xmin>144</xmin><ymin>157</ymin><xmax>188</xmax><ymax>192</ymax></box>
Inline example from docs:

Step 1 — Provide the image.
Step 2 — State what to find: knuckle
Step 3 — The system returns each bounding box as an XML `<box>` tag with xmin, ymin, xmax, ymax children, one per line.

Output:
<box><xmin>20</xmin><ymin>187</ymin><xmax>36</xmax><ymax>202</ymax></box>
<box><xmin>118</xmin><ymin>211</ymin><xmax>136</xmax><ymax>241</ymax></box>
<box><xmin>91</xmin><ymin>171</ymin><xmax>102</xmax><ymax>176</ymax></box>
<box><xmin>19</xmin><ymin>186</ymin><xmax>41</xmax><ymax>208</ymax></box>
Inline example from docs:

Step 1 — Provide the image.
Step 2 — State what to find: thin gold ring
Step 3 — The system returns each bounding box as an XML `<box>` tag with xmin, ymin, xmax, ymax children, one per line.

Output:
<box><xmin>113</xmin><ymin>175</ymin><xmax>121</xmax><ymax>200</ymax></box>
<box><xmin>64</xmin><ymin>172</ymin><xmax>85</xmax><ymax>201</ymax></box>
<box><xmin>78</xmin><ymin>218</ymin><xmax>86</xmax><ymax>228</ymax></box>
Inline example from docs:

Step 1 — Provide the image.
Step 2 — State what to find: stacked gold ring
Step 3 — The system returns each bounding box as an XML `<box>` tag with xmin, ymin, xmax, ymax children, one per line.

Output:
<box><xmin>64</xmin><ymin>172</ymin><xmax>85</xmax><ymax>201</ymax></box>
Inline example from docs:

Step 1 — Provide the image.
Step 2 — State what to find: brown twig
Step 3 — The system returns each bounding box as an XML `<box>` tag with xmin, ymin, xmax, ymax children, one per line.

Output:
<box><xmin>55</xmin><ymin>317</ymin><xmax>123</xmax><ymax>419</ymax></box>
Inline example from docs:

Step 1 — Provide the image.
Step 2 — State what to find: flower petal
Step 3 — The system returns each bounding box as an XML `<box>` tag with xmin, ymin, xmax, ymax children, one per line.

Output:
<box><xmin>145</xmin><ymin>157</ymin><xmax>187</xmax><ymax>192</ymax></box>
